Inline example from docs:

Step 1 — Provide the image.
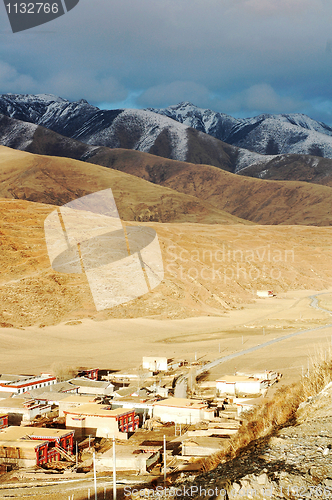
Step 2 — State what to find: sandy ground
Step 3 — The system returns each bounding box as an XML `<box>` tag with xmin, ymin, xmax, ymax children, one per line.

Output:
<box><xmin>1</xmin><ymin>288</ymin><xmax>332</xmax><ymax>387</ymax></box>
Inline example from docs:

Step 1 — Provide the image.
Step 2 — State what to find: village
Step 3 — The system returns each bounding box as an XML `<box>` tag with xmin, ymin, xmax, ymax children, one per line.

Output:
<box><xmin>0</xmin><ymin>354</ymin><xmax>282</xmax><ymax>493</ymax></box>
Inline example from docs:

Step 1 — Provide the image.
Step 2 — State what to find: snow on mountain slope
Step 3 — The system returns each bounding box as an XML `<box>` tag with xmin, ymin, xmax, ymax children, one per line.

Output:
<box><xmin>148</xmin><ymin>101</ymin><xmax>239</xmax><ymax>142</ymax></box>
<box><xmin>0</xmin><ymin>114</ymin><xmax>38</xmax><ymax>150</ymax></box>
<box><xmin>72</xmin><ymin>108</ymin><xmax>189</xmax><ymax>161</ymax></box>
<box><xmin>3</xmin><ymin>94</ymin><xmax>332</xmax><ymax>181</ymax></box>
<box><xmin>149</xmin><ymin>102</ymin><xmax>332</xmax><ymax>159</ymax></box>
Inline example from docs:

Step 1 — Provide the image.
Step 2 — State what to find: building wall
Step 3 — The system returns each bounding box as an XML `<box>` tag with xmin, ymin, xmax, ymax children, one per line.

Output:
<box><xmin>142</xmin><ymin>357</ymin><xmax>168</xmax><ymax>372</ymax></box>
<box><xmin>65</xmin><ymin>414</ymin><xmax>126</xmax><ymax>440</ymax></box>
<box><xmin>236</xmin><ymin>381</ymin><xmax>262</xmax><ymax>395</ymax></box>
<box><xmin>0</xmin><ymin>416</ymin><xmax>8</xmax><ymax>429</ymax></box>
<box><xmin>153</xmin><ymin>406</ymin><xmax>207</xmax><ymax>424</ymax></box>
<box><xmin>182</xmin><ymin>444</ymin><xmax>221</xmax><ymax>456</ymax></box>
<box><xmin>216</xmin><ymin>381</ymin><xmax>262</xmax><ymax>396</ymax></box>
<box><xmin>96</xmin><ymin>451</ymin><xmax>159</xmax><ymax>473</ymax></box>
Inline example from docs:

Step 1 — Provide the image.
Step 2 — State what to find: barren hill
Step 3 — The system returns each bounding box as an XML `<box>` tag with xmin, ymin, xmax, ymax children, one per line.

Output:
<box><xmin>2</xmin><ymin>146</ymin><xmax>332</xmax><ymax>226</ymax></box>
<box><xmin>1</xmin><ymin>197</ymin><xmax>332</xmax><ymax>328</ymax></box>
<box><xmin>83</xmin><ymin>148</ymin><xmax>332</xmax><ymax>226</ymax></box>
<box><xmin>0</xmin><ymin>146</ymin><xmax>243</xmax><ymax>225</ymax></box>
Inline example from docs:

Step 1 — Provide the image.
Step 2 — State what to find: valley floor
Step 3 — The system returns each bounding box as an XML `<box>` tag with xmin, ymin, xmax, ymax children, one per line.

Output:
<box><xmin>1</xmin><ymin>288</ymin><xmax>332</xmax><ymax>388</ymax></box>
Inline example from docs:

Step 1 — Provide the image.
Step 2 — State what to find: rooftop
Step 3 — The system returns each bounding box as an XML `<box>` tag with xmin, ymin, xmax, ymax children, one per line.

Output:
<box><xmin>216</xmin><ymin>375</ymin><xmax>259</xmax><ymax>383</ymax></box>
<box><xmin>153</xmin><ymin>398</ymin><xmax>208</xmax><ymax>409</ymax></box>
<box><xmin>60</xmin><ymin>395</ymin><xmax>98</xmax><ymax>404</ymax></box>
<box><xmin>0</xmin><ymin>426</ymin><xmax>73</xmax><ymax>442</ymax></box>
<box><xmin>0</xmin><ymin>375</ymin><xmax>56</xmax><ymax>389</ymax></box>
<box><xmin>69</xmin><ymin>378</ymin><xmax>114</xmax><ymax>389</ymax></box>
<box><xmin>0</xmin><ymin>439</ymin><xmax>46</xmax><ymax>450</ymax></box>
<box><xmin>64</xmin><ymin>403</ymin><xmax>135</xmax><ymax>417</ymax></box>
<box><xmin>0</xmin><ymin>398</ymin><xmax>48</xmax><ymax>410</ymax></box>
<box><xmin>183</xmin><ymin>436</ymin><xmax>225</xmax><ymax>449</ymax></box>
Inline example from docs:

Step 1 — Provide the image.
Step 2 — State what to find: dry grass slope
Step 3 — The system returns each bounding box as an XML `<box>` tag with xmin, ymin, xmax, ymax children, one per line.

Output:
<box><xmin>202</xmin><ymin>350</ymin><xmax>332</xmax><ymax>472</ymax></box>
<box><xmin>0</xmin><ymin>146</ymin><xmax>244</xmax><ymax>225</ymax></box>
<box><xmin>1</xmin><ymin>198</ymin><xmax>332</xmax><ymax>327</ymax></box>
<box><xmin>86</xmin><ymin>147</ymin><xmax>332</xmax><ymax>226</ymax></box>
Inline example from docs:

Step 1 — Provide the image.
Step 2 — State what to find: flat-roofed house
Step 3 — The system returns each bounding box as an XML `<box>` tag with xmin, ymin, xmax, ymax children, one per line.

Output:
<box><xmin>58</xmin><ymin>395</ymin><xmax>99</xmax><ymax>417</ymax></box>
<box><xmin>0</xmin><ymin>375</ymin><xmax>57</xmax><ymax>395</ymax></box>
<box><xmin>64</xmin><ymin>404</ymin><xmax>139</xmax><ymax>440</ymax></box>
<box><xmin>153</xmin><ymin>398</ymin><xmax>215</xmax><ymax>424</ymax></box>
<box><xmin>0</xmin><ymin>426</ymin><xmax>75</xmax><ymax>468</ymax></box>
<box><xmin>0</xmin><ymin>440</ymin><xmax>50</xmax><ymax>468</ymax></box>
<box><xmin>68</xmin><ymin>378</ymin><xmax>114</xmax><ymax>396</ymax></box>
<box><xmin>0</xmin><ymin>426</ymin><xmax>74</xmax><ymax>454</ymax></box>
<box><xmin>216</xmin><ymin>376</ymin><xmax>266</xmax><ymax>396</ymax></box>
<box><xmin>0</xmin><ymin>398</ymin><xmax>52</xmax><ymax>425</ymax></box>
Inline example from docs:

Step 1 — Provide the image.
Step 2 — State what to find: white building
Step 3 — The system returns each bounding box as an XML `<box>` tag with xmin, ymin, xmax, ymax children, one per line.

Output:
<box><xmin>96</xmin><ymin>444</ymin><xmax>159</xmax><ymax>473</ymax></box>
<box><xmin>216</xmin><ymin>376</ymin><xmax>266</xmax><ymax>396</ymax></box>
<box><xmin>153</xmin><ymin>398</ymin><xmax>214</xmax><ymax>424</ymax></box>
<box><xmin>69</xmin><ymin>378</ymin><xmax>114</xmax><ymax>396</ymax></box>
<box><xmin>0</xmin><ymin>398</ymin><xmax>52</xmax><ymax>425</ymax></box>
<box><xmin>142</xmin><ymin>357</ymin><xmax>168</xmax><ymax>372</ymax></box>
<box><xmin>64</xmin><ymin>404</ymin><xmax>139</xmax><ymax>439</ymax></box>
<box><xmin>0</xmin><ymin>374</ymin><xmax>57</xmax><ymax>395</ymax></box>
<box><xmin>257</xmin><ymin>290</ymin><xmax>275</xmax><ymax>298</ymax></box>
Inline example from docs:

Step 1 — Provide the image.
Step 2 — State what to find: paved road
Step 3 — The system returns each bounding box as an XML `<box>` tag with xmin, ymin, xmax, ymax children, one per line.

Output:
<box><xmin>196</xmin><ymin>293</ymin><xmax>332</xmax><ymax>376</ymax></box>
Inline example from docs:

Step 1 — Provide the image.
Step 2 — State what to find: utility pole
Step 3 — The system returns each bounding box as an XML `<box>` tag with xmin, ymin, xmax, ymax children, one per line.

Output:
<box><xmin>93</xmin><ymin>452</ymin><xmax>97</xmax><ymax>500</ymax></box>
<box><xmin>113</xmin><ymin>436</ymin><xmax>117</xmax><ymax>500</ymax></box>
<box><xmin>163</xmin><ymin>435</ymin><xmax>167</xmax><ymax>485</ymax></box>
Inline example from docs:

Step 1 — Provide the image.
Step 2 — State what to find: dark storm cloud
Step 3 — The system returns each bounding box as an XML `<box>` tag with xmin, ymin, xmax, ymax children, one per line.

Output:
<box><xmin>0</xmin><ymin>0</ymin><xmax>332</xmax><ymax>121</ymax></box>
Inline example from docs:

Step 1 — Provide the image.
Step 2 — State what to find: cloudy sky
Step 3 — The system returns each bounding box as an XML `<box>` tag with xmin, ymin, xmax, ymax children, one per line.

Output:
<box><xmin>1</xmin><ymin>0</ymin><xmax>332</xmax><ymax>122</ymax></box>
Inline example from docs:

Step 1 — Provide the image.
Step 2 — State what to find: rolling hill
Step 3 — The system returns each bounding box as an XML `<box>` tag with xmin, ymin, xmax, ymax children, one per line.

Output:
<box><xmin>1</xmin><ymin>197</ymin><xmax>332</xmax><ymax>328</ymax></box>
<box><xmin>1</xmin><ymin>145</ymin><xmax>332</xmax><ymax>226</ymax></box>
<box><xmin>0</xmin><ymin>146</ymin><xmax>244</xmax><ymax>225</ymax></box>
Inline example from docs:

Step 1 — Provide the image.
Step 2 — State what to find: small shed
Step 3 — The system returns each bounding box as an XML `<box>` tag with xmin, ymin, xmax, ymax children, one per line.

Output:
<box><xmin>182</xmin><ymin>437</ymin><xmax>224</xmax><ymax>457</ymax></box>
<box><xmin>142</xmin><ymin>357</ymin><xmax>168</xmax><ymax>372</ymax></box>
<box><xmin>95</xmin><ymin>444</ymin><xmax>159</xmax><ymax>473</ymax></box>
<box><xmin>257</xmin><ymin>290</ymin><xmax>275</xmax><ymax>298</ymax></box>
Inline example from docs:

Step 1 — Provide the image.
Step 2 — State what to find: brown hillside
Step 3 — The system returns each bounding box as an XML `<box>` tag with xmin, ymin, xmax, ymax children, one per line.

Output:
<box><xmin>86</xmin><ymin>147</ymin><xmax>332</xmax><ymax>226</ymax></box>
<box><xmin>0</xmin><ymin>146</ymin><xmax>244</xmax><ymax>225</ymax></box>
<box><xmin>239</xmin><ymin>153</ymin><xmax>332</xmax><ymax>187</ymax></box>
<box><xmin>1</xmin><ymin>198</ymin><xmax>332</xmax><ymax>328</ymax></box>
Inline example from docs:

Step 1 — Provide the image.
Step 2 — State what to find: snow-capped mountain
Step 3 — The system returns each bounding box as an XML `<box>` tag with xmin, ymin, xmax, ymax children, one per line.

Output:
<box><xmin>3</xmin><ymin>94</ymin><xmax>332</xmax><ymax>185</ymax></box>
<box><xmin>0</xmin><ymin>93</ymin><xmax>272</xmax><ymax>170</ymax></box>
<box><xmin>148</xmin><ymin>102</ymin><xmax>332</xmax><ymax>158</ymax></box>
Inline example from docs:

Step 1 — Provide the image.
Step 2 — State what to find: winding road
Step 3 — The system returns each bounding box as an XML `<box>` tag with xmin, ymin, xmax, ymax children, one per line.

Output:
<box><xmin>194</xmin><ymin>293</ymin><xmax>332</xmax><ymax>376</ymax></box>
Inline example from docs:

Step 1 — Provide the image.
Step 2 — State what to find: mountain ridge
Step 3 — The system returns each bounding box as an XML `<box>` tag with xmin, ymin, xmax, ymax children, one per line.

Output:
<box><xmin>3</xmin><ymin>94</ymin><xmax>332</xmax><ymax>187</ymax></box>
